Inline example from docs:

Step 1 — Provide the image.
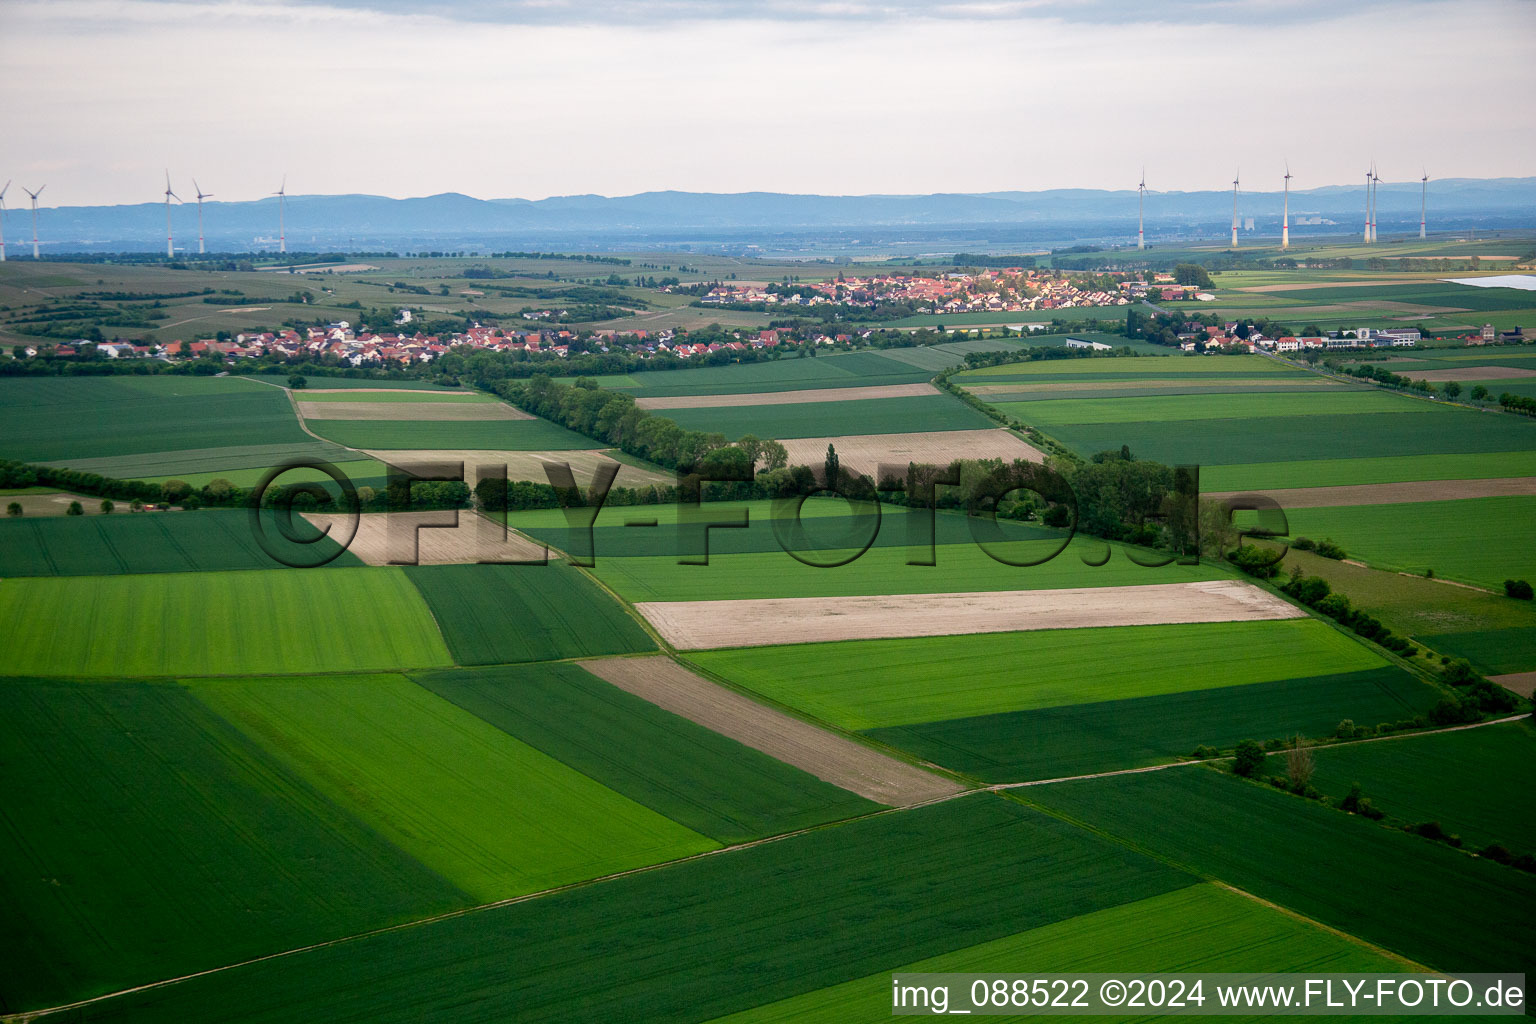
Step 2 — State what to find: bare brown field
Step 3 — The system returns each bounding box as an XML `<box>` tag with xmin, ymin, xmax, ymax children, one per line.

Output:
<box><xmin>1</xmin><ymin>492</ymin><xmax>108</xmax><ymax>516</ymax></box>
<box><xmin>636</xmin><ymin>382</ymin><xmax>939</xmax><ymax>410</ymax></box>
<box><xmin>775</xmin><ymin>428</ymin><xmax>1044</xmax><ymax>474</ymax></box>
<box><xmin>1206</xmin><ymin>477</ymin><xmax>1536</xmax><ymax>508</ymax></box>
<box><xmin>364</xmin><ymin>448</ymin><xmax>674</xmax><ymax>489</ymax></box>
<box><xmin>297</xmin><ymin>401</ymin><xmax>531</xmax><ymax>421</ymax></box>
<box><xmin>577</xmin><ymin>655</ymin><xmax>965</xmax><ymax>806</ymax></box>
<box><xmin>636</xmin><ymin>579</ymin><xmax>1304</xmax><ymax>650</ymax></box>
<box><xmin>300</xmin><ymin>511</ymin><xmax>547</xmax><ymax>565</ymax></box>
<box><xmin>1489</xmin><ymin>672</ymin><xmax>1536</xmax><ymax>699</ymax></box>
<box><xmin>1409</xmin><ymin>366</ymin><xmax>1536</xmax><ymax>383</ymax></box>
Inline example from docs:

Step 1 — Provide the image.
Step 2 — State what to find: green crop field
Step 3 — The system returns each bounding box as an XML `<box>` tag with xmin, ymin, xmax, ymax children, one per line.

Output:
<box><xmin>661</xmin><ymin>393</ymin><xmax>996</xmax><ymax>439</ymax></box>
<box><xmin>59</xmin><ymin>795</ymin><xmax>1194</xmax><ymax>1024</ymax></box>
<box><xmin>610</xmin><ymin>351</ymin><xmax>934</xmax><ymax>398</ymax></box>
<box><xmin>955</xmin><ymin>355</ymin><xmax>1301</xmax><ymax>378</ymax></box>
<box><xmin>1273</xmin><ymin>550</ymin><xmax>1536</xmax><ymax>675</ymax></box>
<box><xmin>0</xmin><ymin>568</ymin><xmax>452</xmax><ymax>676</ymax></box>
<box><xmin>1279</xmin><ymin>281</ymin><xmax>1536</xmax><ymax>312</ymax></box>
<box><xmin>1045</xmin><ymin>408</ymin><xmax>1536</xmax><ymax>470</ymax></box>
<box><xmin>869</xmin><ymin>667</ymin><xmax>1440</xmax><ymax>782</ymax></box>
<box><xmin>710</xmin><ymin>883</ymin><xmax>1406</xmax><ymax>1023</ymax></box>
<box><xmin>189</xmin><ymin>673</ymin><xmax>714</xmax><ymax>901</ymax></box>
<box><xmin>0</xmin><ymin>375</ymin><xmax>311</xmax><ymax>463</ymax></box>
<box><xmin>1308</xmin><ymin>721</ymin><xmax>1536</xmax><ymax>851</ymax></box>
<box><xmin>404</xmin><ymin>562</ymin><xmax>655</xmax><ymax>665</ymax></box>
<box><xmin>132</xmin><ymin>458</ymin><xmax>391</xmax><ymax>489</ymax></box>
<box><xmin>294</xmin><ymin>390</ymin><xmax>499</xmax><ymax>403</ymax></box>
<box><xmin>993</xmin><ymin>389</ymin><xmax>1422</xmax><ymax>427</ymax></box>
<box><xmin>44</xmin><ymin>440</ymin><xmax>360</xmax><ymax>479</ymax></box>
<box><xmin>414</xmin><ymin>662</ymin><xmax>879</xmax><ymax>840</ymax></box>
<box><xmin>1200</xmin><ymin>451</ymin><xmax>1536</xmax><ymax>491</ymax></box>
<box><xmin>590</xmin><ymin>534</ymin><xmax>1231</xmax><ymax>603</ymax></box>
<box><xmin>0</xmin><ymin>510</ymin><xmax>363</xmax><ymax>576</ymax></box>
<box><xmin>303</xmin><ymin>417</ymin><xmax>604</xmax><ymax>450</ymax></box>
<box><xmin>1280</xmin><ymin>496</ymin><xmax>1536</xmax><ymax>590</ymax></box>
<box><xmin>689</xmin><ymin>619</ymin><xmax>1387</xmax><ymax>731</ymax></box>
<box><xmin>0</xmin><ymin>676</ymin><xmax>464</xmax><ymax>1012</ymax></box>
<box><xmin>1023</xmin><ymin>767</ymin><xmax>1536</xmax><ymax>978</ymax></box>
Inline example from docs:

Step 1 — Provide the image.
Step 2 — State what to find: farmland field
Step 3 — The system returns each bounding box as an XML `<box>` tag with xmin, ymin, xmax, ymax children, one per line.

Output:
<box><xmin>1278</xmin><ymin>496</ymin><xmax>1536</xmax><ymax>589</ymax></box>
<box><xmin>661</xmin><ymin>392</ymin><xmax>996</xmax><ymax>438</ymax></box>
<box><xmin>1199</xmin><ymin>450</ymin><xmax>1536</xmax><ymax>490</ymax></box>
<box><xmin>991</xmin><ymin>389</ymin><xmax>1424</xmax><ymax>426</ymax></box>
<box><xmin>0</xmin><ymin>568</ymin><xmax>452</xmax><ymax>676</ymax></box>
<box><xmin>594</xmin><ymin>350</ymin><xmax>936</xmax><ymax>397</ymax></box>
<box><xmin>0</xmin><ymin>676</ymin><xmax>464</xmax><ymax>1012</ymax></box>
<box><xmin>710</xmin><ymin>883</ymin><xmax>1406</xmax><ymax>1023</ymax></box>
<box><xmin>0</xmin><ymin>376</ymin><xmax>311</xmax><ymax>463</ymax></box>
<box><xmin>58</xmin><ymin>795</ymin><xmax>1197</xmax><ymax>1024</ymax></box>
<box><xmin>302</xmin><ymin>416</ymin><xmax>604</xmax><ymax>450</ymax></box>
<box><xmin>414</xmin><ymin>661</ymin><xmax>879</xmax><ymax>843</ymax></box>
<box><xmin>1307</xmin><ymin>720</ymin><xmax>1536</xmax><ymax>850</ymax></box>
<box><xmin>189</xmin><ymin>672</ymin><xmax>714</xmax><ymax>900</ymax></box>
<box><xmin>688</xmin><ymin>618</ymin><xmax>1388</xmax><ymax>731</ymax></box>
<box><xmin>404</xmin><ymin>562</ymin><xmax>656</xmax><ymax>664</ymax></box>
<box><xmin>1023</xmin><ymin>767</ymin><xmax>1536</xmax><ymax>978</ymax></box>
<box><xmin>0</xmin><ymin>509</ymin><xmax>364</xmax><ymax>576</ymax></box>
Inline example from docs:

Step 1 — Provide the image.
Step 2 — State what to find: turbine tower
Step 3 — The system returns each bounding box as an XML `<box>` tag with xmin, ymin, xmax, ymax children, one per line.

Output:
<box><xmin>273</xmin><ymin>175</ymin><xmax>287</xmax><ymax>254</ymax></box>
<box><xmin>1370</xmin><ymin>164</ymin><xmax>1380</xmax><ymax>244</ymax></box>
<box><xmin>1281</xmin><ymin>162</ymin><xmax>1291</xmax><ymax>250</ymax></box>
<box><xmin>1364</xmin><ymin>165</ymin><xmax>1373</xmax><ymax>244</ymax></box>
<box><xmin>194</xmin><ymin>179</ymin><xmax>212</xmax><ymax>255</ymax></box>
<box><xmin>1413</xmin><ymin>168</ymin><xmax>1425</xmax><ymax>241</ymax></box>
<box><xmin>24</xmin><ymin>184</ymin><xmax>45</xmax><ymax>259</ymax></box>
<box><xmin>1230</xmin><ymin>169</ymin><xmax>1240</xmax><ymax>249</ymax></box>
<box><xmin>0</xmin><ymin>180</ymin><xmax>9</xmax><ymax>263</ymax></box>
<box><xmin>1137</xmin><ymin>169</ymin><xmax>1146</xmax><ymax>251</ymax></box>
<box><xmin>163</xmin><ymin>171</ymin><xmax>182</xmax><ymax>258</ymax></box>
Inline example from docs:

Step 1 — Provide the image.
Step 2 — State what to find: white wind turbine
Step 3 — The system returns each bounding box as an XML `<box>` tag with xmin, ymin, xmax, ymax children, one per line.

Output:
<box><xmin>1137</xmin><ymin>168</ymin><xmax>1146</xmax><ymax>250</ymax></box>
<box><xmin>193</xmin><ymin>179</ymin><xmax>212</xmax><ymax>254</ymax></box>
<box><xmin>273</xmin><ymin>175</ymin><xmax>287</xmax><ymax>253</ymax></box>
<box><xmin>163</xmin><ymin>171</ymin><xmax>183</xmax><ymax>258</ymax></box>
<box><xmin>1230</xmin><ymin>169</ymin><xmax>1240</xmax><ymax>249</ymax></box>
<box><xmin>1420</xmin><ymin>168</ymin><xmax>1429</xmax><ymax>240</ymax></box>
<box><xmin>1363</xmin><ymin>165</ymin><xmax>1373</xmax><ymax>244</ymax></box>
<box><xmin>0</xmin><ymin>180</ymin><xmax>10</xmax><ymax>262</ymax></box>
<box><xmin>24</xmin><ymin>184</ymin><xmax>45</xmax><ymax>259</ymax></box>
<box><xmin>1370</xmin><ymin>163</ymin><xmax>1381</xmax><ymax>244</ymax></box>
<box><xmin>1281</xmin><ymin>162</ymin><xmax>1291</xmax><ymax>250</ymax></box>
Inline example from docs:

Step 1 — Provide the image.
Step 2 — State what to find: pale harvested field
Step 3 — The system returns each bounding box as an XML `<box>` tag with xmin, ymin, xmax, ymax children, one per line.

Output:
<box><xmin>1409</xmin><ymin>366</ymin><xmax>1536</xmax><ymax>383</ymax></box>
<box><xmin>637</xmin><ymin>382</ymin><xmax>939</xmax><ymax>410</ymax></box>
<box><xmin>2</xmin><ymin>492</ymin><xmax>108</xmax><ymax>516</ymax></box>
<box><xmin>966</xmin><ymin>378</ymin><xmax>1338</xmax><ymax>395</ymax></box>
<box><xmin>301</xmin><ymin>511</ymin><xmax>547</xmax><ymax>565</ymax></box>
<box><xmin>1239</xmin><ymin>279</ymin><xmax>1430</xmax><ymax>293</ymax></box>
<box><xmin>304</xmin><ymin>388</ymin><xmax>482</xmax><ymax>395</ymax></box>
<box><xmin>776</xmin><ymin>428</ymin><xmax>1044</xmax><ymax>474</ymax></box>
<box><xmin>365</xmin><ymin>448</ymin><xmax>674</xmax><ymax>489</ymax></box>
<box><xmin>1490</xmin><ymin>672</ymin><xmax>1536</xmax><ymax>699</ymax></box>
<box><xmin>636</xmin><ymin>579</ymin><xmax>1304</xmax><ymax>650</ymax></box>
<box><xmin>1206</xmin><ymin>477</ymin><xmax>1536</xmax><ymax>508</ymax></box>
<box><xmin>577</xmin><ymin>655</ymin><xmax>964</xmax><ymax>806</ymax></box>
<box><xmin>297</xmin><ymin>401</ymin><xmax>531</xmax><ymax>421</ymax></box>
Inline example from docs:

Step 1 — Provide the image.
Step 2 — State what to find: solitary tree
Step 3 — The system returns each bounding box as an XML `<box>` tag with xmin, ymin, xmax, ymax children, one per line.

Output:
<box><xmin>99</xmin><ymin>499</ymin><xmax>115</xmax><ymax>514</ymax></box>
<box><xmin>824</xmin><ymin>443</ymin><xmax>840</xmax><ymax>488</ymax></box>
<box><xmin>1284</xmin><ymin>736</ymin><xmax>1315</xmax><ymax>792</ymax></box>
<box><xmin>5</xmin><ymin>502</ymin><xmax>21</xmax><ymax>517</ymax></box>
<box><xmin>66</xmin><ymin>501</ymin><xmax>84</xmax><ymax>516</ymax></box>
<box><xmin>1232</xmin><ymin>739</ymin><xmax>1266</xmax><ymax>778</ymax></box>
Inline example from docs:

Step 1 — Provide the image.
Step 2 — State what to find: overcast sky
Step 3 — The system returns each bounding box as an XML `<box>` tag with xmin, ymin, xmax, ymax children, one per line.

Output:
<box><xmin>3</xmin><ymin>0</ymin><xmax>1532</xmax><ymax>207</ymax></box>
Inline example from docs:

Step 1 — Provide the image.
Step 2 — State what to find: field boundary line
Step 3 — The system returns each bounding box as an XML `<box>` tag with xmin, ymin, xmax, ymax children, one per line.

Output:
<box><xmin>2</xmin><ymin>790</ymin><xmax>984</xmax><ymax>1024</ymax></box>
<box><xmin>1213</xmin><ymin>883</ymin><xmax>1433</xmax><ymax>973</ymax></box>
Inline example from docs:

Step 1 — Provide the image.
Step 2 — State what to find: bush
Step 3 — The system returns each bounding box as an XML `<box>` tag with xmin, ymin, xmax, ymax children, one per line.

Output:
<box><xmin>1292</xmin><ymin>536</ymin><xmax>1316</xmax><ymax>551</ymax></box>
<box><xmin>1191</xmin><ymin>745</ymin><xmax>1220</xmax><ymax>759</ymax></box>
<box><xmin>66</xmin><ymin>501</ymin><xmax>84</xmax><ymax>516</ymax></box>
<box><xmin>1335</xmin><ymin>719</ymin><xmax>1356</xmax><ymax>739</ymax></box>
<box><xmin>288</xmin><ymin>374</ymin><xmax>307</xmax><ymax>389</ymax></box>
<box><xmin>1232</xmin><ymin>739</ymin><xmax>1266</xmax><ymax>778</ymax></box>
<box><xmin>1514</xmin><ymin>854</ymin><xmax>1536</xmax><ymax>874</ymax></box>
<box><xmin>1406</xmin><ymin>821</ymin><xmax>1462</xmax><ymax>847</ymax></box>
<box><xmin>99</xmin><ymin>499</ymin><xmax>114</xmax><ymax>514</ymax></box>
<box><xmin>1505</xmin><ymin>579</ymin><xmax>1534</xmax><ymax>600</ymax></box>
<box><xmin>1227</xmin><ymin>543</ymin><xmax>1280</xmax><ymax>579</ymax></box>
<box><xmin>1338</xmin><ymin>783</ymin><xmax>1384</xmax><ymax>820</ymax></box>
<box><xmin>1041</xmin><ymin>504</ymin><xmax>1072</xmax><ymax>528</ymax></box>
<box><xmin>5</xmin><ymin>502</ymin><xmax>19</xmax><ymax>517</ymax></box>
<box><xmin>1478</xmin><ymin>843</ymin><xmax>1513</xmax><ymax>865</ymax></box>
<box><xmin>1313</xmin><ymin>538</ymin><xmax>1347</xmax><ymax>560</ymax></box>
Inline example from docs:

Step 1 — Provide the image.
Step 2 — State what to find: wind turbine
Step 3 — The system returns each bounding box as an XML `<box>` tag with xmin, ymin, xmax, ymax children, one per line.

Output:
<box><xmin>1370</xmin><ymin>164</ymin><xmax>1380</xmax><ymax>244</ymax></box>
<box><xmin>1281</xmin><ymin>162</ymin><xmax>1291</xmax><ymax>250</ymax></box>
<box><xmin>1230</xmin><ymin>169</ymin><xmax>1240</xmax><ymax>249</ymax></box>
<box><xmin>1137</xmin><ymin>169</ymin><xmax>1146</xmax><ymax>250</ymax></box>
<box><xmin>1364</xmin><ymin>165</ymin><xmax>1373</xmax><ymax>244</ymax></box>
<box><xmin>1413</xmin><ymin>168</ymin><xmax>1425</xmax><ymax>241</ymax></box>
<box><xmin>193</xmin><ymin>179</ymin><xmax>212</xmax><ymax>254</ymax></box>
<box><xmin>0</xmin><ymin>180</ymin><xmax>9</xmax><ymax>263</ymax></box>
<box><xmin>163</xmin><ymin>171</ymin><xmax>183</xmax><ymax>258</ymax></box>
<box><xmin>24</xmin><ymin>184</ymin><xmax>45</xmax><ymax>259</ymax></box>
<box><xmin>273</xmin><ymin>175</ymin><xmax>287</xmax><ymax>254</ymax></box>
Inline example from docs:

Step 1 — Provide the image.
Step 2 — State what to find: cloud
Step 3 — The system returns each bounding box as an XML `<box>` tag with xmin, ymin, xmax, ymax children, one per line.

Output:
<box><xmin>2</xmin><ymin>0</ymin><xmax>1532</xmax><ymax>207</ymax></box>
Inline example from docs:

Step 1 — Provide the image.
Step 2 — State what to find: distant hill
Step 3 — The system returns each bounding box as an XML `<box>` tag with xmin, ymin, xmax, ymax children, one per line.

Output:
<box><xmin>17</xmin><ymin>178</ymin><xmax>1536</xmax><ymax>254</ymax></box>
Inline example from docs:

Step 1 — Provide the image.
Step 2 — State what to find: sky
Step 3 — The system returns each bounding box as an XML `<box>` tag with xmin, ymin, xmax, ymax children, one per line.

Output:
<box><xmin>2</xmin><ymin>0</ymin><xmax>1533</xmax><ymax>207</ymax></box>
